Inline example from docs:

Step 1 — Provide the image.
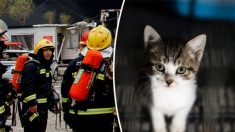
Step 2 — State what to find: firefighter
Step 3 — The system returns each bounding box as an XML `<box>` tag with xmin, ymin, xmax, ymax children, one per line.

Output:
<box><xmin>79</xmin><ymin>31</ymin><xmax>89</xmax><ymax>52</ymax></box>
<box><xmin>0</xmin><ymin>64</ymin><xmax>16</xmax><ymax>132</ymax></box>
<box><xmin>0</xmin><ymin>19</ymin><xmax>16</xmax><ymax>132</ymax></box>
<box><xmin>19</xmin><ymin>39</ymin><xmax>55</xmax><ymax>132</ymax></box>
<box><xmin>0</xmin><ymin>19</ymin><xmax>8</xmax><ymax>59</ymax></box>
<box><xmin>61</xmin><ymin>25</ymin><xmax>116</xmax><ymax>132</ymax></box>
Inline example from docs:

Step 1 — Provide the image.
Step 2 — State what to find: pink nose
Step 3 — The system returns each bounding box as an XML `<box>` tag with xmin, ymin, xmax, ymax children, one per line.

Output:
<box><xmin>166</xmin><ymin>79</ymin><xmax>173</xmax><ymax>86</ymax></box>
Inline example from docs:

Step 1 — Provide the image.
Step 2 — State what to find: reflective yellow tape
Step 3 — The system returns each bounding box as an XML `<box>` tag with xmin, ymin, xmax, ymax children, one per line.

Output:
<box><xmin>5</xmin><ymin>102</ymin><xmax>9</xmax><ymax>106</ymax></box>
<box><xmin>72</xmin><ymin>72</ymin><xmax>77</xmax><ymax>78</ymax></box>
<box><xmin>97</xmin><ymin>73</ymin><xmax>105</xmax><ymax>80</ymax></box>
<box><xmin>0</xmin><ymin>105</ymin><xmax>5</xmax><ymax>114</ymax></box>
<box><xmin>62</xmin><ymin>97</ymin><xmax>70</xmax><ymax>103</ymax></box>
<box><xmin>40</xmin><ymin>69</ymin><xmax>46</xmax><ymax>74</ymax></box>
<box><xmin>46</xmin><ymin>73</ymin><xmax>50</xmax><ymax>77</ymax></box>
<box><xmin>23</xmin><ymin>94</ymin><xmax>36</xmax><ymax>103</ymax></box>
<box><xmin>29</xmin><ymin>113</ymin><xmax>39</xmax><ymax>122</ymax></box>
<box><xmin>69</xmin><ymin>110</ymin><xmax>75</xmax><ymax>115</ymax></box>
<box><xmin>77</xmin><ymin>107</ymin><xmax>114</xmax><ymax>115</ymax></box>
<box><xmin>37</xmin><ymin>98</ymin><xmax>47</xmax><ymax>103</ymax></box>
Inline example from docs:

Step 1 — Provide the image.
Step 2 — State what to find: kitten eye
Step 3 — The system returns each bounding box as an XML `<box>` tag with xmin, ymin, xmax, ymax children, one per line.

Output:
<box><xmin>176</xmin><ymin>66</ymin><xmax>186</xmax><ymax>74</ymax></box>
<box><xmin>155</xmin><ymin>63</ymin><xmax>165</xmax><ymax>72</ymax></box>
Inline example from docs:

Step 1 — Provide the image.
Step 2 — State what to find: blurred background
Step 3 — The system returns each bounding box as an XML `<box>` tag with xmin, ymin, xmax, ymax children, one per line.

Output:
<box><xmin>0</xmin><ymin>0</ymin><xmax>122</xmax><ymax>77</ymax></box>
<box><xmin>0</xmin><ymin>0</ymin><xmax>122</xmax><ymax>29</ymax></box>
<box><xmin>115</xmin><ymin>0</ymin><xmax>235</xmax><ymax>132</ymax></box>
<box><xmin>1</xmin><ymin>0</ymin><xmax>123</xmax><ymax>131</ymax></box>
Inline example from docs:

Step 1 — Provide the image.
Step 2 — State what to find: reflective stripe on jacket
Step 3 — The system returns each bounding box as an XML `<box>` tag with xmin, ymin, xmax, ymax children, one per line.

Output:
<box><xmin>69</xmin><ymin>107</ymin><xmax>114</xmax><ymax>115</ymax></box>
<box><xmin>0</xmin><ymin>105</ymin><xmax>5</xmax><ymax>114</ymax></box>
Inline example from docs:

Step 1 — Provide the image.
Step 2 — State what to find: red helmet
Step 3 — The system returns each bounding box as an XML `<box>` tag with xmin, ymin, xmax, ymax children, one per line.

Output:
<box><xmin>80</xmin><ymin>31</ymin><xmax>89</xmax><ymax>45</ymax></box>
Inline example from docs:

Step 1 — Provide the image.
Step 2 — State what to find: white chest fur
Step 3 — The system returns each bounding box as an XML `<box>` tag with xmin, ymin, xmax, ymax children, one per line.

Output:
<box><xmin>151</xmin><ymin>77</ymin><xmax>196</xmax><ymax>116</ymax></box>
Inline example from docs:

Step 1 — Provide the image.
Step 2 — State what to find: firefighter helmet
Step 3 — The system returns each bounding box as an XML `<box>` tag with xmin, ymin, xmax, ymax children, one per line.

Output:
<box><xmin>0</xmin><ymin>19</ymin><xmax>7</xmax><ymax>30</ymax></box>
<box><xmin>34</xmin><ymin>39</ymin><xmax>55</xmax><ymax>54</ymax></box>
<box><xmin>87</xmin><ymin>25</ymin><xmax>112</xmax><ymax>50</ymax></box>
<box><xmin>80</xmin><ymin>31</ymin><xmax>89</xmax><ymax>45</ymax></box>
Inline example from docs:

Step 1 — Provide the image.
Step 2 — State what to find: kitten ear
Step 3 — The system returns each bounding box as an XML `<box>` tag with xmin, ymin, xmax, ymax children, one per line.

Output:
<box><xmin>144</xmin><ymin>25</ymin><xmax>161</xmax><ymax>46</ymax></box>
<box><xmin>185</xmin><ymin>34</ymin><xmax>206</xmax><ymax>63</ymax></box>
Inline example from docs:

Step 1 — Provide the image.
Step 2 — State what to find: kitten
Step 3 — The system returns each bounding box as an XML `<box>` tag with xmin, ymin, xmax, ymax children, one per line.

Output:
<box><xmin>143</xmin><ymin>25</ymin><xmax>206</xmax><ymax>132</ymax></box>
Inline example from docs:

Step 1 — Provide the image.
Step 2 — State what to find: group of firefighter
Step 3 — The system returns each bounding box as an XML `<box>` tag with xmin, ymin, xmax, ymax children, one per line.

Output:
<box><xmin>0</xmin><ymin>19</ymin><xmax>118</xmax><ymax>132</ymax></box>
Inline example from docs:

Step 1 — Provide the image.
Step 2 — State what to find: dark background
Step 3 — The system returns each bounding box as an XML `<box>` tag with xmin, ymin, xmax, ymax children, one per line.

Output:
<box><xmin>115</xmin><ymin>0</ymin><xmax>235</xmax><ymax>132</ymax></box>
<box><xmin>1</xmin><ymin>0</ymin><xmax>123</xmax><ymax>32</ymax></box>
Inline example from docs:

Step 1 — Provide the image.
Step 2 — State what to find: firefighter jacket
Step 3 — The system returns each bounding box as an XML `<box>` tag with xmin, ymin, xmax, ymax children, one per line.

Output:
<box><xmin>20</xmin><ymin>54</ymin><xmax>52</xmax><ymax>111</ymax></box>
<box><xmin>0</xmin><ymin>73</ymin><xmax>16</xmax><ymax>128</ymax></box>
<box><xmin>61</xmin><ymin>52</ymin><xmax>114</xmax><ymax>117</ymax></box>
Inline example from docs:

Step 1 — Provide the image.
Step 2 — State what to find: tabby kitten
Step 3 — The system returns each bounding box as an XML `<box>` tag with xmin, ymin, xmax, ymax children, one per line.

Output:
<box><xmin>144</xmin><ymin>25</ymin><xmax>206</xmax><ymax>132</ymax></box>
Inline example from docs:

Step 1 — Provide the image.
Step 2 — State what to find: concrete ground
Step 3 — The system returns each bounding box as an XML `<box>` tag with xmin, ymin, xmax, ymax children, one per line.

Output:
<box><xmin>6</xmin><ymin>66</ymin><xmax>119</xmax><ymax>132</ymax></box>
<box><xmin>7</xmin><ymin>67</ymin><xmax>72</xmax><ymax>132</ymax></box>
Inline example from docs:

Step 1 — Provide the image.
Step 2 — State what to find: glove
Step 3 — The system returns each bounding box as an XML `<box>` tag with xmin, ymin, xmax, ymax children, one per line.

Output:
<box><xmin>48</xmin><ymin>88</ymin><xmax>61</xmax><ymax>114</ymax></box>
<box><xmin>0</xmin><ymin>63</ymin><xmax>7</xmax><ymax>75</ymax></box>
<box><xmin>62</xmin><ymin>102</ymin><xmax>70</xmax><ymax>113</ymax></box>
<box><xmin>63</xmin><ymin>112</ymin><xmax>72</xmax><ymax>127</ymax></box>
<box><xmin>49</xmin><ymin>102</ymin><xmax>61</xmax><ymax>114</ymax></box>
<box><xmin>3</xmin><ymin>104</ymin><xmax>10</xmax><ymax>118</ymax></box>
<box><xmin>0</xmin><ymin>104</ymin><xmax>10</xmax><ymax>126</ymax></box>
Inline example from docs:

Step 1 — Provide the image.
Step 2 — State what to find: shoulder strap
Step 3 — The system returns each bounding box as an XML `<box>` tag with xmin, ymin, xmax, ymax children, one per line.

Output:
<box><xmin>25</xmin><ymin>57</ymin><xmax>40</xmax><ymax>65</ymax></box>
<box><xmin>99</xmin><ymin>60</ymin><xmax>108</xmax><ymax>74</ymax></box>
<box><xmin>25</xmin><ymin>58</ymin><xmax>40</xmax><ymax>73</ymax></box>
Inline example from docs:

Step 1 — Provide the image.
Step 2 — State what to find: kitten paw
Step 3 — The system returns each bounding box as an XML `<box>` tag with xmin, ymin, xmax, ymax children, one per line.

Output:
<box><xmin>170</xmin><ymin>126</ymin><xmax>185</xmax><ymax>132</ymax></box>
<box><xmin>154</xmin><ymin>128</ymin><xmax>167</xmax><ymax>132</ymax></box>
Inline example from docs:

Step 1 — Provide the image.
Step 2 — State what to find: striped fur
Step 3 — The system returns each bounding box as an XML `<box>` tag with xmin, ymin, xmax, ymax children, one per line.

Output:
<box><xmin>141</xmin><ymin>25</ymin><xmax>206</xmax><ymax>132</ymax></box>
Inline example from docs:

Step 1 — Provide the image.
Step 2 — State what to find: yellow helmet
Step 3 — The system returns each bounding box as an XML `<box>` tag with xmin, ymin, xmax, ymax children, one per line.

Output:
<box><xmin>34</xmin><ymin>39</ymin><xmax>54</xmax><ymax>54</ymax></box>
<box><xmin>87</xmin><ymin>25</ymin><xmax>112</xmax><ymax>50</ymax></box>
